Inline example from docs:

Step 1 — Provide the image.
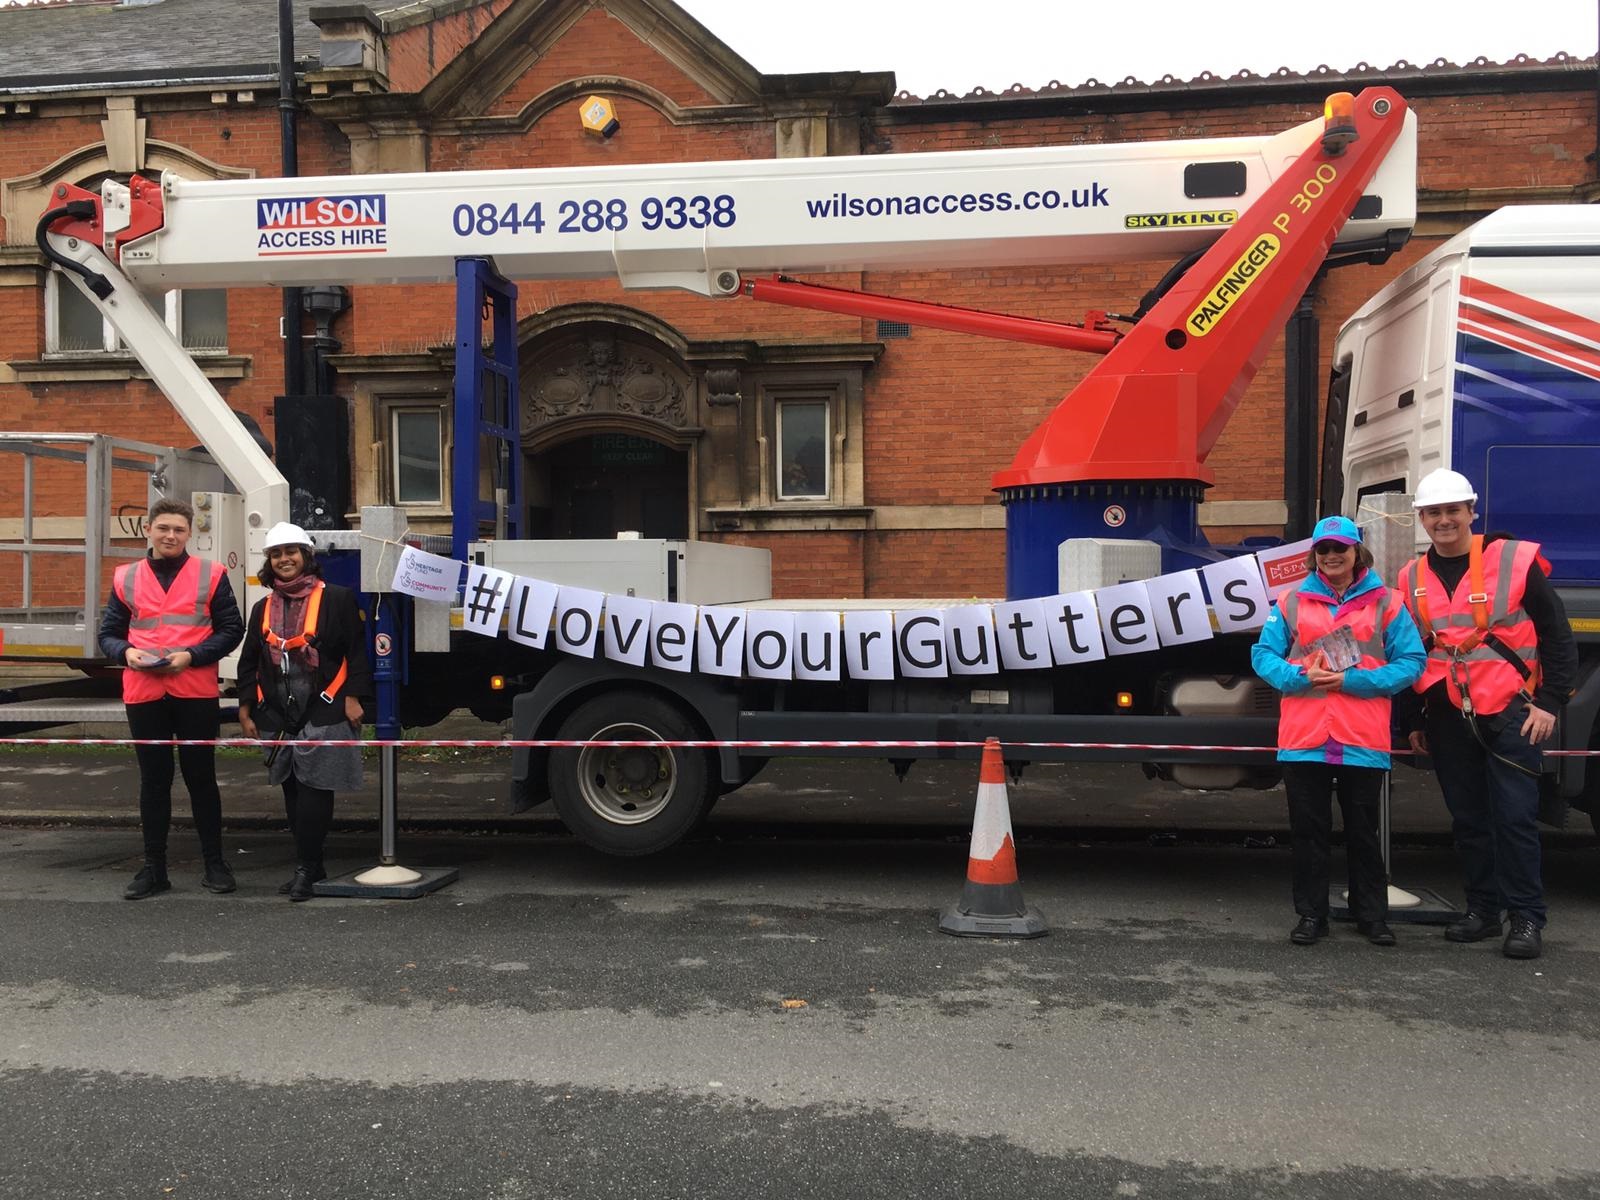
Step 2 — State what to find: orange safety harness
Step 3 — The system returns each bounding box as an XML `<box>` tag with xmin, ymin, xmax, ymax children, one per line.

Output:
<box><xmin>257</xmin><ymin>582</ymin><xmax>349</xmax><ymax>706</ymax></box>
<box><xmin>1410</xmin><ymin>534</ymin><xmax>1541</xmax><ymax>777</ymax></box>
<box><xmin>1409</xmin><ymin>534</ymin><xmax>1541</xmax><ymax>698</ymax></box>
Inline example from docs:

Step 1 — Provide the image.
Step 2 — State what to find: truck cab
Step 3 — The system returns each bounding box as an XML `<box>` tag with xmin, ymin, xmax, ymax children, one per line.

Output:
<box><xmin>1328</xmin><ymin>205</ymin><xmax>1600</xmax><ymax>825</ymax></box>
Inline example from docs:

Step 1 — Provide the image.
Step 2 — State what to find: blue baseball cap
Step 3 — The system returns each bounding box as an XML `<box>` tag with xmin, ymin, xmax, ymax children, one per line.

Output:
<box><xmin>1311</xmin><ymin>515</ymin><xmax>1362</xmax><ymax>545</ymax></box>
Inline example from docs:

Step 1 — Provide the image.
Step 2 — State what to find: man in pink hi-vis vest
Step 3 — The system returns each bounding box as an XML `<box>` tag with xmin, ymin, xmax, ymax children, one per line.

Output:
<box><xmin>98</xmin><ymin>498</ymin><xmax>243</xmax><ymax>900</ymax></box>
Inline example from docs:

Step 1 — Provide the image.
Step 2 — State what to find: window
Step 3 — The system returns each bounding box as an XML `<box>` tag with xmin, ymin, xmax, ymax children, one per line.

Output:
<box><xmin>391</xmin><ymin>407</ymin><xmax>444</xmax><ymax>505</ymax></box>
<box><xmin>176</xmin><ymin>289</ymin><xmax>229</xmax><ymax>352</ymax></box>
<box><xmin>54</xmin><ymin>274</ymin><xmax>109</xmax><ymax>352</ymax></box>
<box><xmin>46</xmin><ymin>274</ymin><xmax>228</xmax><ymax>355</ymax></box>
<box><xmin>776</xmin><ymin>400</ymin><xmax>829</xmax><ymax>500</ymax></box>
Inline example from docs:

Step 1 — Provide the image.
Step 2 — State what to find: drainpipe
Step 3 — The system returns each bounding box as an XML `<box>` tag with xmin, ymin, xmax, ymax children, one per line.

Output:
<box><xmin>279</xmin><ymin>0</ymin><xmax>304</xmax><ymax>399</ymax></box>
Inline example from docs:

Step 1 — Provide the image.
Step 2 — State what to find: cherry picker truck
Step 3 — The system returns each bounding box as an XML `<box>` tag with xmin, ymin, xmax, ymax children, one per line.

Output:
<box><xmin>17</xmin><ymin>87</ymin><xmax>1430</xmax><ymax>855</ymax></box>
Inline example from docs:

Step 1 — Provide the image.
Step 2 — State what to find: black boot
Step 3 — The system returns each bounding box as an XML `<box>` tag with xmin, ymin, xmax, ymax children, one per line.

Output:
<box><xmin>1445</xmin><ymin>911</ymin><xmax>1503</xmax><ymax>943</ymax></box>
<box><xmin>1503</xmin><ymin>916</ymin><xmax>1543</xmax><ymax>959</ymax></box>
<box><xmin>287</xmin><ymin>864</ymin><xmax>325</xmax><ymax>902</ymax></box>
<box><xmin>201</xmin><ymin>856</ymin><xmax>237</xmax><ymax>894</ymax></box>
<box><xmin>280</xmin><ymin>865</ymin><xmax>326</xmax><ymax>896</ymax></box>
<box><xmin>1357</xmin><ymin>920</ymin><xmax>1397</xmax><ymax>947</ymax></box>
<box><xmin>1290</xmin><ymin>916</ymin><xmax>1329</xmax><ymax>945</ymax></box>
<box><xmin>124</xmin><ymin>859</ymin><xmax>171</xmax><ymax>900</ymax></box>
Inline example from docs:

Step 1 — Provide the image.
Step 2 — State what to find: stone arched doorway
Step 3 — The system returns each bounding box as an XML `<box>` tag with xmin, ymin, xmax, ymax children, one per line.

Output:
<box><xmin>520</xmin><ymin>317</ymin><xmax>696</xmax><ymax>540</ymax></box>
<box><xmin>526</xmin><ymin>429</ymin><xmax>689</xmax><ymax>539</ymax></box>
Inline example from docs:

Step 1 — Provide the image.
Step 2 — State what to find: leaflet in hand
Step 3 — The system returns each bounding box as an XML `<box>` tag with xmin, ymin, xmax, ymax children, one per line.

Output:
<box><xmin>1307</xmin><ymin>625</ymin><xmax>1361</xmax><ymax>672</ymax></box>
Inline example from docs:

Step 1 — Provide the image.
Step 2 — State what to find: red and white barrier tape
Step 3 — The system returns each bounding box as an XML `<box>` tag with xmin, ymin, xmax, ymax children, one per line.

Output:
<box><xmin>0</xmin><ymin>735</ymin><xmax>1594</xmax><ymax>756</ymax></box>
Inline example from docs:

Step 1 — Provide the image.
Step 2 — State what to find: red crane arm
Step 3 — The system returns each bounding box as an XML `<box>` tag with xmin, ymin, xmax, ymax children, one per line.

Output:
<box><xmin>993</xmin><ymin>87</ymin><xmax>1410</xmax><ymax>488</ymax></box>
<box><xmin>743</xmin><ymin>275</ymin><xmax>1121</xmax><ymax>354</ymax></box>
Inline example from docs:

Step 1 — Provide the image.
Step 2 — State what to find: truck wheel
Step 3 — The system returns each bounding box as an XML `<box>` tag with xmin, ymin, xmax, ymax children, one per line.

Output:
<box><xmin>549</xmin><ymin>692</ymin><xmax>714</xmax><ymax>856</ymax></box>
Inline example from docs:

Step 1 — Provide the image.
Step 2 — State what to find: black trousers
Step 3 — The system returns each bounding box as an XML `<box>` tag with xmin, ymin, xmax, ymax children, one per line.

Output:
<box><xmin>1425</xmin><ymin>698</ymin><xmax>1546</xmax><ymax>925</ymax></box>
<box><xmin>282</xmin><ymin>776</ymin><xmax>334</xmax><ymax>869</ymax></box>
<box><xmin>125</xmin><ymin>695</ymin><xmax>223</xmax><ymax>861</ymax></box>
<box><xmin>1281</xmin><ymin>761</ymin><xmax>1388</xmax><ymax>924</ymax></box>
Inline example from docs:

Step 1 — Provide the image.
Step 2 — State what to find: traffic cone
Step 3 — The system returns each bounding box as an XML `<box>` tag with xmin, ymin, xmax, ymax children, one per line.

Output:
<box><xmin>939</xmin><ymin>738</ymin><xmax>1047</xmax><ymax>938</ymax></box>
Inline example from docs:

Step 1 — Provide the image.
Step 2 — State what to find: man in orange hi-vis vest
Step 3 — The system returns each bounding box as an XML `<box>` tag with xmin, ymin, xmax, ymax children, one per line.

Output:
<box><xmin>98</xmin><ymin>498</ymin><xmax>244</xmax><ymax>900</ymax></box>
<box><xmin>1399</xmin><ymin>469</ymin><xmax>1578</xmax><ymax>961</ymax></box>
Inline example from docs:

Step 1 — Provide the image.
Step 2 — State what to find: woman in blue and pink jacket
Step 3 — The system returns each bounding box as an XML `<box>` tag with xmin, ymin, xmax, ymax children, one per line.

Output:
<box><xmin>1251</xmin><ymin>515</ymin><xmax>1425</xmax><ymax>948</ymax></box>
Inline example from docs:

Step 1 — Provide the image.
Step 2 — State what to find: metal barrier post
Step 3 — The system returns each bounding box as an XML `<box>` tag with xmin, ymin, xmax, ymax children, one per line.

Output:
<box><xmin>316</xmin><ymin>511</ymin><xmax>457</xmax><ymax>899</ymax></box>
<box><xmin>1332</xmin><ymin>769</ymin><xmax>1459</xmax><ymax>924</ymax></box>
<box><xmin>378</xmin><ymin>742</ymin><xmax>400</xmax><ymax>867</ymax></box>
<box><xmin>82</xmin><ymin>437</ymin><xmax>106</xmax><ymax>656</ymax></box>
<box><xmin>1379</xmin><ymin>771</ymin><xmax>1393</xmax><ymax>878</ymax></box>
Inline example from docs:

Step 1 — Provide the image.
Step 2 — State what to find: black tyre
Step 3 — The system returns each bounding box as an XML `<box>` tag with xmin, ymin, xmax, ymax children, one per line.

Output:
<box><xmin>548</xmin><ymin>690</ymin><xmax>715</xmax><ymax>856</ymax></box>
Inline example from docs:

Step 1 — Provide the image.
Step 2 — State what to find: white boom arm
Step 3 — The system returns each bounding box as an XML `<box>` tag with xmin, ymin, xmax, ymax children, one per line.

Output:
<box><xmin>47</xmin><ymin>237</ymin><xmax>288</xmax><ymax>549</ymax></box>
<box><xmin>107</xmin><ymin>110</ymin><xmax>1413</xmax><ymax>294</ymax></box>
<box><xmin>42</xmin><ymin>102</ymin><xmax>1416</xmax><ymax>541</ymax></box>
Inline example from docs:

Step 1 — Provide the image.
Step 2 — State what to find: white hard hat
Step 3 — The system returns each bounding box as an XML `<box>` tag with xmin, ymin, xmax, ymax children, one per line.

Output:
<box><xmin>263</xmin><ymin>521</ymin><xmax>315</xmax><ymax>551</ymax></box>
<box><xmin>1412</xmin><ymin>468</ymin><xmax>1477</xmax><ymax>509</ymax></box>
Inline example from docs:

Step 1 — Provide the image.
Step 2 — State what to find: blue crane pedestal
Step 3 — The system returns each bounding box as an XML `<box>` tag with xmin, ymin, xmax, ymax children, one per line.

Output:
<box><xmin>1000</xmin><ymin>480</ymin><xmax>1208</xmax><ymax>599</ymax></box>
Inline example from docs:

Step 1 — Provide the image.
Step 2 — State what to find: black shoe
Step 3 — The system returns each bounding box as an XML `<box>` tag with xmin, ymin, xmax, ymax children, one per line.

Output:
<box><xmin>280</xmin><ymin>861</ymin><xmax>327</xmax><ymax>894</ymax></box>
<box><xmin>1445</xmin><ymin>911</ymin><xmax>1503</xmax><ymax>943</ymax></box>
<box><xmin>1357</xmin><ymin>920</ymin><xmax>1397</xmax><ymax>947</ymax></box>
<box><xmin>123</xmin><ymin>864</ymin><xmax>171</xmax><ymax>901</ymax></box>
<box><xmin>287</xmin><ymin>865</ymin><xmax>325</xmax><ymax>902</ymax></box>
<box><xmin>280</xmin><ymin>867</ymin><xmax>326</xmax><ymax>896</ymax></box>
<box><xmin>1503</xmin><ymin>917</ymin><xmax>1542</xmax><ymax>960</ymax></box>
<box><xmin>201</xmin><ymin>859</ymin><xmax>237</xmax><ymax>894</ymax></box>
<box><xmin>1290</xmin><ymin>916</ymin><xmax>1329</xmax><ymax>945</ymax></box>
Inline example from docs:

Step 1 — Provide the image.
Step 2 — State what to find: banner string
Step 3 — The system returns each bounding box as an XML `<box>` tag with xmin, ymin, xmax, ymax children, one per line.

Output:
<box><xmin>1356</xmin><ymin>501</ymin><xmax>1415</xmax><ymax>530</ymax></box>
<box><xmin>0</xmin><ymin>736</ymin><xmax>1593</xmax><ymax>756</ymax></box>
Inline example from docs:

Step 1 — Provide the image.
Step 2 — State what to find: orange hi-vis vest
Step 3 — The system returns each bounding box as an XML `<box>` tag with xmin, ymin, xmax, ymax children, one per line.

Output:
<box><xmin>1397</xmin><ymin>535</ymin><xmax>1543</xmax><ymax>718</ymax></box>
<box><xmin>258</xmin><ymin>581</ymin><xmax>348</xmax><ymax>707</ymax></box>
<box><xmin>1276</xmin><ymin>587</ymin><xmax>1401</xmax><ymax>754</ymax></box>
<box><xmin>114</xmin><ymin>555</ymin><xmax>221</xmax><ymax>703</ymax></box>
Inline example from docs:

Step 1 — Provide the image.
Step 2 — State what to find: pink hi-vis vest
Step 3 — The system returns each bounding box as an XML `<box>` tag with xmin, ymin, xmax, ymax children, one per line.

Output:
<box><xmin>1397</xmin><ymin>537</ymin><xmax>1542</xmax><ymax>718</ymax></box>
<box><xmin>114</xmin><ymin>556</ymin><xmax>221</xmax><ymax>703</ymax></box>
<box><xmin>1276</xmin><ymin>586</ymin><xmax>1402</xmax><ymax>754</ymax></box>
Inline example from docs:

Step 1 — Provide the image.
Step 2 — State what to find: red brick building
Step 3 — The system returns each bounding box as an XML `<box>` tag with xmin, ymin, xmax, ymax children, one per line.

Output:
<box><xmin>2</xmin><ymin>0</ymin><xmax>1595</xmax><ymax>602</ymax></box>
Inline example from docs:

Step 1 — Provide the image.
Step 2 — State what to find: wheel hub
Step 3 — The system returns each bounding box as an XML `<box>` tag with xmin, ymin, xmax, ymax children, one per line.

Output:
<box><xmin>577</xmin><ymin>723</ymin><xmax>677</xmax><ymax>825</ymax></box>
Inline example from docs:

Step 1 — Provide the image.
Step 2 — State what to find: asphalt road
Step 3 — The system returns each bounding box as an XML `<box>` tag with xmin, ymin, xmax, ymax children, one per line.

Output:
<box><xmin>4</xmin><ymin>800</ymin><xmax>1600</xmax><ymax>1198</ymax></box>
<box><xmin>0</xmin><ymin>735</ymin><xmax>1501</xmax><ymax>839</ymax></box>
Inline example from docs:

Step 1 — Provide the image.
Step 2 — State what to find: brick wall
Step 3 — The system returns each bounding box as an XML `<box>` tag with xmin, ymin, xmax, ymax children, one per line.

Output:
<box><xmin>486</xmin><ymin>6</ymin><xmax>718</xmax><ymax>117</ymax></box>
<box><xmin>711</xmin><ymin>530</ymin><xmax>865</xmax><ymax>599</ymax></box>
<box><xmin>865</xmin><ymin>530</ymin><xmax>1005</xmax><ymax>598</ymax></box>
<box><xmin>386</xmin><ymin>0</ymin><xmax>516</xmax><ymax>95</ymax></box>
<box><xmin>2</xmin><ymin>7</ymin><xmax>1595</xmax><ymax>605</ymax></box>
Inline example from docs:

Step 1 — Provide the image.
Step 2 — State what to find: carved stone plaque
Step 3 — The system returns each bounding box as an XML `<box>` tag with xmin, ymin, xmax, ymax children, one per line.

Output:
<box><xmin>526</xmin><ymin>332</ymin><xmax>689</xmax><ymax>433</ymax></box>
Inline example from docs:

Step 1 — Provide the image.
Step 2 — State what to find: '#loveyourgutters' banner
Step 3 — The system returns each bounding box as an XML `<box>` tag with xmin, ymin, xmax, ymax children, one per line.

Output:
<box><xmin>390</xmin><ymin>540</ymin><xmax>1307</xmax><ymax>681</ymax></box>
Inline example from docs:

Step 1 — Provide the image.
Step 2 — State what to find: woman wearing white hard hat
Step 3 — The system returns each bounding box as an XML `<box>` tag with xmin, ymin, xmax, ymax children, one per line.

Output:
<box><xmin>237</xmin><ymin>522</ymin><xmax>373</xmax><ymax>900</ymax></box>
<box><xmin>1252</xmin><ymin>515</ymin><xmax>1426</xmax><ymax>947</ymax></box>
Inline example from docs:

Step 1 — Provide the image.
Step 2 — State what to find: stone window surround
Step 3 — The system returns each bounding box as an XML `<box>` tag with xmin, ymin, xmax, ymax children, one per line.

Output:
<box><xmin>352</xmin><ymin>371</ymin><xmax>455</xmax><ymax>522</ymax></box>
<box><xmin>3</xmin><ymin>127</ymin><xmax>254</xmax><ymax>384</ymax></box>
<box><xmin>388</xmin><ymin>402</ymin><xmax>449</xmax><ymax>508</ymax></box>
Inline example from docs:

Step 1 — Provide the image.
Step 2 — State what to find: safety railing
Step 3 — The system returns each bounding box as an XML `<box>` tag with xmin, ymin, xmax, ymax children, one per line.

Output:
<box><xmin>0</xmin><ymin>433</ymin><xmax>191</xmax><ymax>659</ymax></box>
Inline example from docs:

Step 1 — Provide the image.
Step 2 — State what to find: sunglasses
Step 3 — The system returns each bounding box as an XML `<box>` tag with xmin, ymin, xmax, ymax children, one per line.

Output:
<box><xmin>1313</xmin><ymin>541</ymin><xmax>1353</xmax><ymax>555</ymax></box>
